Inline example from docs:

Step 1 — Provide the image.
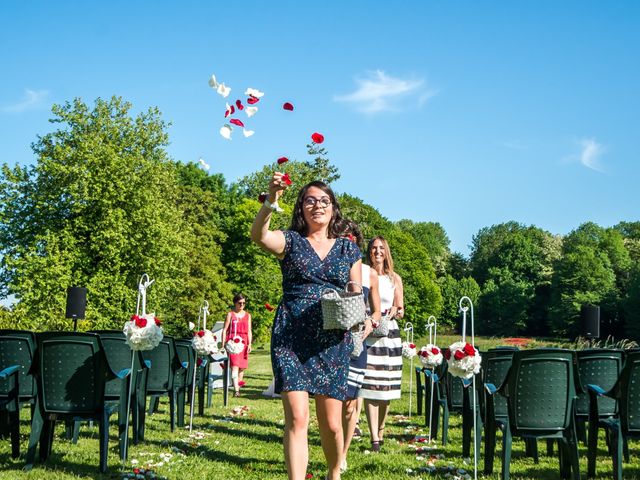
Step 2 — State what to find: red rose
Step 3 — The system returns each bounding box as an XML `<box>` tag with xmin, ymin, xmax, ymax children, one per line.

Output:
<box><xmin>154</xmin><ymin>317</ymin><xmax>161</xmax><ymax>326</ymax></box>
<box><xmin>454</xmin><ymin>350</ymin><xmax>466</xmax><ymax>360</ymax></box>
<box><xmin>135</xmin><ymin>317</ymin><xmax>147</xmax><ymax>328</ymax></box>
<box><xmin>247</xmin><ymin>95</ymin><xmax>259</xmax><ymax>105</ymax></box>
<box><xmin>311</xmin><ymin>132</ymin><xmax>324</xmax><ymax>144</ymax></box>
<box><xmin>281</xmin><ymin>173</ymin><xmax>292</xmax><ymax>185</ymax></box>
<box><xmin>444</xmin><ymin>348</ymin><xmax>451</xmax><ymax>360</ymax></box>
<box><xmin>265</xmin><ymin>303</ymin><xmax>274</xmax><ymax>312</ymax></box>
<box><xmin>409</xmin><ymin>343</ymin><xmax>416</xmax><ymax>349</ymax></box>
<box><xmin>233</xmin><ymin>338</ymin><xmax>240</xmax><ymax>343</ymax></box>
<box><xmin>213</xmin><ymin>335</ymin><xmax>217</xmax><ymax>340</ymax></box>
<box><xmin>230</xmin><ymin>118</ymin><xmax>244</xmax><ymax>127</ymax></box>
<box><xmin>283</xmin><ymin>102</ymin><xmax>294</xmax><ymax>111</ymax></box>
<box><xmin>421</xmin><ymin>350</ymin><xmax>428</xmax><ymax>357</ymax></box>
<box><xmin>431</xmin><ymin>347</ymin><xmax>440</xmax><ymax>355</ymax></box>
<box><xmin>463</xmin><ymin>343</ymin><xmax>476</xmax><ymax>356</ymax></box>
<box><xmin>277</xmin><ymin>157</ymin><xmax>289</xmax><ymax>165</ymax></box>
<box><xmin>197</xmin><ymin>330</ymin><xmax>205</xmax><ymax>338</ymax></box>
<box><xmin>133</xmin><ymin>468</ymin><xmax>140</xmax><ymax>474</ymax></box>
<box><xmin>305</xmin><ymin>474</ymin><xmax>313</xmax><ymax>479</ymax></box>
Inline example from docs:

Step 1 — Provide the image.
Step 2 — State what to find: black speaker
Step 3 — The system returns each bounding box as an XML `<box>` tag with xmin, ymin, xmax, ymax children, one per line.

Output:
<box><xmin>581</xmin><ymin>304</ymin><xmax>600</xmax><ymax>338</ymax></box>
<box><xmin>65</xmin><ymin>287</ymin><xmax>87</xmax><ymax>319</ymax></box>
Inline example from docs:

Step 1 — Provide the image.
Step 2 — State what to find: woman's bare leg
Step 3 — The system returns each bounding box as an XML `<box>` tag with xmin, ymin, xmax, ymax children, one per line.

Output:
<box><xmin>281</xmin><ymin>391</ymin><xmax>310</xmax><ymax>479</ymax></box>
<box><xmin>316</xmin><ymin>395</ymin><xmax>344</xmax><ymax>480</ymax></box>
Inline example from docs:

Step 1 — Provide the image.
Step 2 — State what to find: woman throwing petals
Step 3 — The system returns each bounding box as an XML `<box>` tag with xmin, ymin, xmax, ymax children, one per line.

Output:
<box><xmin>251</xmin><ymin>173</ymin><xmax>362</xmax><ymax>480</ymax></box>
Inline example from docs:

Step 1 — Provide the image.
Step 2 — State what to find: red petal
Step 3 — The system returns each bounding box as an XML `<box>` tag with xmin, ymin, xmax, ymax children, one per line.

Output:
<box><xmin>154</xmin><ymin>317</ymin><xmax>161</xmax><ymax>326</ymax></box>
<box><xmin>258</xmin><ymin>193</ymin><xmax>267</xmax><ymax>203</ymax></box>
<box><xmin>444</xmin><ymin>349</ymin><xmax>451</xmax><ymax>360</ymax></box>
<box><xmin>247</xmin><ymin>96</ymin><xmax>260</xmax><ymax>105</ymax></box>
<box><xmin>197</xmin><ymin>330</ymin><xmax>205</xmax><ymax>337</ymax></box>
<box><xmin>277</xmin><ymin>157</ymin><xmax>289</xmax><ymax>165</ymax></box>
<box><xmin>311</xmin><ymin>132</ymin><xmax>324</xmax><ymax>144</ymax></box>
<box><xmin>265</xmin><ymin>303</ymin><xmax>274</xmax><ymax>311</ymax></box>
<box><xmin>230</xmin><ymin>119</ymin><xmax>245</xmax><ymax>127</ymax></box>
<box><xmin>234</xmin><ymin>338</ymin><xmax>240</xmax><ymax>343</ymax></box>
<box><xmin>409</xmin><ymin>343</ymin><xmax>416</xmax><ymax>349</ymax></box>
<box><xmin>305</xmin><ymin>474</ymin><xmax>313</xmax><ymax>479</ymax></box>
<box><xmin>283</xmin><ymin>102</ymin><xmax>294</xmax><ymax>111</ymax></box>
<box><xmin>224</xmin><ymin>110</ymin><xmax>230</xmax><ymax>118</ymax></box>
<box><xmin>454</xmin><ymin>350</ymin><xmax>465</xmax><ymax>360</ymax></box>
<box><xmin>431</xmin><ymin>347</ymin><xmax>440</xmax><ymax>355</ymax></box>
<box><xmin>197</xmin><ymin>358</ymin><xmax>203</xmax><ymax>366</ymax></box>
<box><xmin>281</xmin><ymin>173</ymin><xmax>292</xmax><ymax>186</ymax></box>
<box><xmin>236</xmin><ymin>99</ymin><xmax>244</xmax><ymax>110</ymax></box>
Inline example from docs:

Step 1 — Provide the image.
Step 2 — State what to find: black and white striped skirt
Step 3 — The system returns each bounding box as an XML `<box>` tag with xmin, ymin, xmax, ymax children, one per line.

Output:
<box><xmin>358</xmin><ymin>319</ymin><xmax>402</xmax><ymax>400</ymax></box>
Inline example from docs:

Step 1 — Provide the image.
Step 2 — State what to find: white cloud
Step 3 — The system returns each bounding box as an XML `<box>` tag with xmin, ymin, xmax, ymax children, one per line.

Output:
<box><xmin>2</xmin><ymin>89</ymin><xmax>50</xmax><ymax>113</ymax></box>
<box><xmin>578</xmin><ymin>138</ymin><xmax>605</xmax><ymax>172</ymax></box>
<box><xmin>334</xmin><ymin>70</ymin><xmax>435</xmax><ymax>114</ymax></box>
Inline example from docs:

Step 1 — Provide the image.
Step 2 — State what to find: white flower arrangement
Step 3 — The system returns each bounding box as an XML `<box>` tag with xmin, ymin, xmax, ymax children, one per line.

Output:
<box><xmin>123</xmin><ymin>313</ymin><xmax>164</xmax><ymax>351</ymax></box>
<box><xmin>191</xmin><ymin>329</ymin><xmax>219</xmax><ymax>356</ymax></box>
<box><xmin>419</xmin><ymin>344</ymin><xmax>444</xmax><ymax>368</ymax></box>
<box><xmin>225</xmin><ymin>335</ymin><xmax>245</xmax><ymax>355</ymax></box>
<box><xmin>402</xmin><ymin>341</ymin><xmax>417</xmax><ymax>359</ymax></box>
<box><xmin>446</xmin><ymin>341</ymin><xmax>482</xmax><ymax>379</ymax></box>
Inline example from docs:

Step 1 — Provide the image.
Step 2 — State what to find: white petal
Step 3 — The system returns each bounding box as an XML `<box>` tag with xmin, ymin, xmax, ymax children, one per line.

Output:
<box><xmin>244</xmin><ymin>87</ymin><xmax>264</xmax><ymax>98</ymax></box>
<box><xmin>219</xmin><ymin>124</ymin><xmax>232</xmax><ymax>140</ymax></box>
<box><xmin>198</xmin><ymin>158</ymin><xmax>210</xmax><ymax>170</ymax></box>
<box><xmin>208</xmin><ymin>74</ymin><xmax>218</xmax><ymax>88</ymax></box>
<box><xmin>188</xmin><ymin>321</ymin><xmax>195</xmax><ymax>330</ymax></box>
<box><xmin>243</xmin><ymin>129</ymin><xmax>255</xmax><ymax>138</ymax></box>
<box><xmin>217</xmin><ymin>83</ymin><xmax>231</xmax><ymax>98</ymax></box>
<box><xmin>245</xmin><ymin>106</ymin><xmax>258</xmax><ymax>117</ymax></box>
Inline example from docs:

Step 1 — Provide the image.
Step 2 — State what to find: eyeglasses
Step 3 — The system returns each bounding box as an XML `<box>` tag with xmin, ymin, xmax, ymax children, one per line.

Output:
<box><xmin>236</xmin><ymin>301</ymin><xmax>246</xmax><ymax>305</ymax></box>
<box><xmin>303</xmin><ymin>196</ymin><xmax>332</xmax><ymax>208</ymax></box>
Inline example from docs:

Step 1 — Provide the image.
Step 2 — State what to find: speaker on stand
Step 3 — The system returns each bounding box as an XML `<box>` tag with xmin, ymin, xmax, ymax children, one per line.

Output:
<box><xmin>580</xmin><ymin>304</ymin><xmax>600</xmax><ymax>339</ymax></box>
<box><xmin>66</xmin><ymin>287</ymin><xmax>87</xmax><ymax>332</ymax></box>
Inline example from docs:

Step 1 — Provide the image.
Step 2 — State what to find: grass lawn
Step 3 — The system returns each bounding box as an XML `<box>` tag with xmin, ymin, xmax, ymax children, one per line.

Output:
<box><xmin>0</xmin><ymin>337</ymin><xmax>638</xmax><ymax>479</ymax></box>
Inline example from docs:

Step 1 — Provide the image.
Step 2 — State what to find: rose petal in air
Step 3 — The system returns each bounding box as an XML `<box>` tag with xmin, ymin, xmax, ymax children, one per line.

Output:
<box><xmin>245</xmin><ymin>106</ymin><xmax>258</xmax><ymax>117</ymax></box>
<box><xmin>230</xmin><ymin>119</ymin><xmax>245</xmax><ymax>127</ymax></box>
<box><xmin>243</xmin><ymin>129</ymin><xmax>255</xmax><ymax>138</ymax></box>
<box><xmin>264</xmin><ymin>303</ymin><xmax>275</xmax><ymax>312</ymax></box>
<box><xmin>217</xmin><ymin>83</ymin><xmax>231</xmax><ymax>98</ymax></box>
<box><xmin>244</xmin><ymin>87</ymin><xmax>264</xmax><ymax>98</ymax></box>
<box><xmin>281</xmin><ymin>173</ymin><xmax>292</xmax><ymax>186</ymax></box>
<box><xmin>235</xmin><ymin>99</ymin><xmax>244</xmax><ymax>110</ymax></box>
<box><xmin>188</xmin><ymin>322</ymin><xmax>195</xmax><ymax>330</ymax></box>
<box><xmin>208</xmin><ymin>74</ymin><xmax>218</xmax><ymax>88</ymax></box>
<box><xmin>311</xmin><ymin>132</ymin><xmax>324</xmax><ymax>144</ymax></box>
<box><xmin>247</xmin><ymin>96</ymin><xmax>259</xmax><ymax>105</ymax></box>
<box><xmin>220</xmin><ymin>124</ymin><xmax>233</xmax><ymax>140</ymax></box>
<box><xmin>277</xmin><ymin>157</ymin><xmax>289</xmax><ymax>165</ymax></box>
<box><xmin>283</xmin><ymin>102</ymin><xmax>294</xmax><ymax>111</ymax></box>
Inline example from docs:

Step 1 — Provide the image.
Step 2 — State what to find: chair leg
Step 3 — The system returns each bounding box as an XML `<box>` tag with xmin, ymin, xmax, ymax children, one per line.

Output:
<box><xmin>72</xmin><ymin>420</ymin><xmax>80</xmax><ymax>444</ymax></box>
<box><xmin>613</xmin><ymin>429</ymin><xmax>623</xmax><ymax>480</ymax></box>
<box><xmin>45</xmin><ymin>419</ymin><xmax>55</xmax><ymax>459</ymax></box>
<box><xmin>441</xmin><ymin>403</ymin><xmax>449</xmax><ymax>446</ymax></box>
<box><xmin>576</xmin><ymin>418</ymin><xmax>587</xmax><ymax>445</ymax></box>
<box><xmin>547</xmin><ymin>438</ymin><xmax>554</xmax><ymax>456</ymax></box>
<box><xmin>623</xmin><ymin>436</ymin><xmax>630</xmax><ymax>463</ymax></box>
<box><xmin>99</xmin><ymin>410</ymin><xmax>109</xmax><ymax>473</ymax></box>
<box><xmin>9</xmin><ymin>404</ymin><xmax>20</xmax><ymax>458</ymax></box>
<box><xmin>587</xmin><ymin>414</ymin><xmax>599</xmax><ymax>477</ymax></box>
<box><xmin>148</xmin><ymin>395</ymin><xmax>159</xmax><ymax>415</ymax></box>
<box><xmin>25</xmin><ymin>401</ymin><xmax>45</xmax><ymax>469</ymax></box>
<box><xmin>500</xmin><ymin>426</ymin><xmax>512</xmax><ymax>480</ymax></box>
<box><xmin>524</xmin><ymin>438</ymin><xmax>539</xmax><ymax>463</ymax></box>
<box><xmin>170</xmin><ymin>390</ymin><xmax>176</xmax><ymax>432</ymax></box>
<box><xmin>569</xmin><ymin>430</ymin><xmax>580</xmax><ymax>480</ymax></box>
<box><xmin>484</xmin><ymin>420</ymin><xmax>496</xmax><ymax>474</ymax></box>
<box><xmin>177</xmin><ymin>388</ymin><xmax>185</xmax><ymax>428</ymax></box>
<box><xmin>201</xmin><ymin>377</ymin><xmax>208</xmax><ymax>413</ymax></box>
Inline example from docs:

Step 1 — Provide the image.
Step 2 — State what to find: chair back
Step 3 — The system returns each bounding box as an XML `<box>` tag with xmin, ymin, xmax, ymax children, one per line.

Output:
<box><xmin>142</xmin><ymin>336</ymin><xmax>178</xmax><ymax>393</ymax></box>
<box><xmin>36</xmin><ymin>332</ymin><xmax>109</xmax><ymax>414</ymax></box>
<box><xmin>0</xmin><ymin>330</ymin><xmax>37</xmax><ymax>400</ymax></box>
<box><xmin>506</xmin><ymin>348</ymin><xmax>578</xmax><ymax>435</ymax></box>
<box><xmin>616</xmin><ymin>351</ymin><xmax>640</xmax><ymax>436</ymax></box>
<box><xmin>174</xmin><ymin>339</ymin><xmax>195</xmax><ymax>388</ymax></box>
<box><xmin>447</xmin><ymin>374</ymin><xmax>465</xmax><ymax>412</ymax></box>
<box><xmin>480</xmin><ymin>348</ymin><xmax>516</xmax><ymax>419</ymax></box>
<box><xmin>90</xmin><ymin>330</ymin><xmax>144</xmax><ymax>397</ymax></box>
<box><xmin>575</xmin><ymin>349</ymin><xmax>624</xmax><ymax>418</ymax></box>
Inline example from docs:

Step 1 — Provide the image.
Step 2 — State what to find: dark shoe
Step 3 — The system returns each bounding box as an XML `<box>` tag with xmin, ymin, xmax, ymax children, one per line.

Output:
<box><xmin>379</xmin><ymin>439</ymin><xmax>385</xmax><ymax>446</ymax></box>
<box><xmin>371</xmin><ymin>441</ymin><xmax>380</xmax><ymax>452</ymax></box>
<box><xmin>353</xmin><ymin>425</ymin><xmax>362</xmax><ymax>437</ymax></box>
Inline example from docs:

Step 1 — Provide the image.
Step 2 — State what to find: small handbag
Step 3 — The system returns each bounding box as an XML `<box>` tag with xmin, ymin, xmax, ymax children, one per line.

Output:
<box><xmin>321</xmin><ymin>281</ymin><xmax>366</xmax><ymax>330</ymax></box>
<box><xmin>370</xmin><ymin>312</ymin><xmax>391</xmax><ymax>337</ymax></box>
<box><xmin>350</xmin><ymin>324</ymin><xmax>365</xmax><ymax>358</ymax></box>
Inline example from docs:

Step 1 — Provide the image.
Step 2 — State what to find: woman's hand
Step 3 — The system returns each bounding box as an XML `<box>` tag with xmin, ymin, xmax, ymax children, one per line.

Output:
<box><xmin>395</xmin><ymin>307</ymin><xmax>404</xmax><ymax>319</ymax></box>
<box><xmin>268</xmin><ymin>171</ymin><xmax>288</xmax><ymax>202</ymax></box>
<box><xmin>361</xmin><ymin>317</ymin><xmax>374</xmax><ymax>340</ymax></box>
<box><xmin>247</xmin><ymin>344</ymin><xmax>252</xmax><ymax>354</ymax></box>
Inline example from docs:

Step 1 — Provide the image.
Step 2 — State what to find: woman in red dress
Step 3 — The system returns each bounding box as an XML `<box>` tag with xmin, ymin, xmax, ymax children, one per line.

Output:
<box><xmin>222</xmin><ymin>293</ymin><xmax>253</xmax><ymax>397</ymax></box>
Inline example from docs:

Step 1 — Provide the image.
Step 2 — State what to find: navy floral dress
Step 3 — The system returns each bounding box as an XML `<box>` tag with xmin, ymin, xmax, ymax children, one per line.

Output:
<box><xmin>271</xmin><ymin>230</ymin><xmax>362</xmax><ymax>400</ymax></box>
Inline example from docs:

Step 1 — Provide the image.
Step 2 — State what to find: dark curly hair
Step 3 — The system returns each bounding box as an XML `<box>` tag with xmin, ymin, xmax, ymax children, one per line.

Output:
<box><xmin>290</xmin><ymin>181</ymin><xmax>345</xmax><ymax>238</ymax></box>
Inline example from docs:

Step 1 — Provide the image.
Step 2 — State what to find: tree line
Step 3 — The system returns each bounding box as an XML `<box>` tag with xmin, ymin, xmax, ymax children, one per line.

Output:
<box><xmin>0</xmin><ymin>97</ymin><xmax>638</xmax><ymax>341</ymax></box>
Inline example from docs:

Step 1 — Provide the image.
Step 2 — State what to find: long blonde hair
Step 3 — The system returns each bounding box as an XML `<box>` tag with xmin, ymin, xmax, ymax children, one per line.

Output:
<box><xmin>367</xmin><ymin>236</ymin><xmax>395</xmax><ymax>279</ymax></box>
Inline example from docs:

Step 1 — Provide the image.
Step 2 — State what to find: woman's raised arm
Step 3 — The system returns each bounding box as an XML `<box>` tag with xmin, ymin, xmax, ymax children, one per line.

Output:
<box><xmin>251</xmin><ymin>172</ymin><xmax>287</xmax><ymax>258</ymax></box>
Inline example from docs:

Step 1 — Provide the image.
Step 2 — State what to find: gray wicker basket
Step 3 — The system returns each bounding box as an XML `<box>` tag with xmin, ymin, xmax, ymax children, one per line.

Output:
<box><xmin>370</xmin><ymin>313</ymin><xmax>391</xmax><ymax>337</ymax></box>
<box><xmin>350</xmin><ymin>324</ymin><xmax>365</xmax><ymax>358</ymax></box>
<box><xmin>321</xmin><ymin>282</ymin><xmax>366</xmax><ymax>330</ymax></box>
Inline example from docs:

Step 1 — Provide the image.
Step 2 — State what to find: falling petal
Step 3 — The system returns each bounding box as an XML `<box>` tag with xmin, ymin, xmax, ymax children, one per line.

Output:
<box><xmin>247</xmin><ymin>95</ymin><xmax>259</xmax><ymax>105</ymax></box>
<box><xmin>220</xmin><ymin>124</ymin><xmax>232</xmax><ymax>140</ymax></box>
<box><xmin>277</xmin><ymin>157</ymin><xmax>289</xmax><ymax>165</ymax></box>
<box><xmin>230</xmin><ymin>118</ymin><xmax>245</xmax><ymax>127</ymax></box>
<box><xmin>208</xmin><ymin>74</ymin><xmax>218</xmax><ymax>88</ymax></box>
<box><xmin>265</xmin><ymin>303</ymin><xmax>275</xmax><ymax>311</ymax></box>
<box><xmin>235</xmin><ymin>99</ymin><xmax>244</xmax><ymax>110</ymax></box>
<box><xmin>281</xmin><ymin>173</ymin><xmax>292</xmax><ymax>186</ymax></box>
<box><xmin>243</xmin><ymin>129</ymin><xmax>255</xmax><ymax>138</ymax></box>
<box><xmin>244</xmin><ymin>87</ymin><xmax>264</xmax><ymax>98</ymax></box>
<box><xmin>198</xmin><ymin>158</ymin><xmax>210</xmax><ymax>171</ymax></box>
<box><xmin>283</xmin><ymin>102</ymin><xmax>294</xmax><ymax>111</ymax></box>
<box><xmin>217</xmin><ymin>83</ymin><xmax>231</xmax><ymax>98</ymax></box>
<box><xmin>245</xmin><ymin>106</ymin><xmax>258</xmax><ymax>117</ymax></box>
<box><xmin>188</xmin><ymin>322</ymin><xmax>196</xmax><ymax>330</ymax></box>
<box><xmin>311</xmin><ymin>132</ymin><xmax>325</xmax><ymax>144</ymax></box>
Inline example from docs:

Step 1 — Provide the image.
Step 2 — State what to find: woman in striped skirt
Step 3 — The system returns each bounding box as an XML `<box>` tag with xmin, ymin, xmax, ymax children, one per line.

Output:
<box><xmin>359</xmin><ymin>235</ymin><xmax>404</xmax><ymax>452</ymax></box>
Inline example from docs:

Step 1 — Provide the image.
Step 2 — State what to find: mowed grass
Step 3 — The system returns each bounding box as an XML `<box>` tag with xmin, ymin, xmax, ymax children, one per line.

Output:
<box><xmin>0</xmin><ymin>338</ymin><xmax>639</xmax><ymax>479</ymax></box>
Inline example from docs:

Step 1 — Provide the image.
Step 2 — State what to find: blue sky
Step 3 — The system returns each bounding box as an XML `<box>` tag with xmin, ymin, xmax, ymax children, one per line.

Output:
<box><xmin>1</xmin><ymin>1</ymin><xmax>638</xmax><ymax>255</ymax></box>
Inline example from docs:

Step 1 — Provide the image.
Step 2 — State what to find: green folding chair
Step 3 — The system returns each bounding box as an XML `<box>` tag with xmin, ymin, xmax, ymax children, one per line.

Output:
<box><xmin>0</xmin><ymin>364</ymin><xmax>20</xmax><ymax>458</ymax></box>
<box><xmin>174</xmin><ymin>339</ymin><xmax>195</xmax><ymax>427</ymax></box>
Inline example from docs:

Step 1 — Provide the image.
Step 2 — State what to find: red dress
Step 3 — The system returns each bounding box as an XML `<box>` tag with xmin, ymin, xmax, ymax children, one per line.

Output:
<box><xmin>226</xmin><ymin>312</ymin><xmax>250</xmax><ymax>369</ymax></box>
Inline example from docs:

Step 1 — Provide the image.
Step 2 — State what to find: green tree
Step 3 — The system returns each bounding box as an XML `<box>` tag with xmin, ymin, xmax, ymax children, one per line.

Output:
<box><xmin>395</xmin><ymin>220</ymin><xmax>450</xmax><ymax>276</ymax></box>
<box><xmin>0</xmin><ymin>97</ymin><xmax>190</xmax><ymax>332</ymax></box>
<box><xmin>437</xmin><ymin>274</ymin><xmax>481</xmax><ymax>329</ymax></box>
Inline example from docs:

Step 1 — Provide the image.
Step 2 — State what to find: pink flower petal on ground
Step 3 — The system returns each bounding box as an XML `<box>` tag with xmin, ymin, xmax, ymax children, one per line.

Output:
<box><xmin>220</xmin><ymin>124</ymin><xmax>232</xmax><ymax>140</ymax></box>
<box><xmin>247</xmin><ymin>96</ymin><xmax>260</xmax><ymax>105</ymax></box>
<box><xmin>230</xmin><ymin>119</ymin><xmax>245</xmax><ymax>127</ymax></box>
<box><xmin>236</xmin><ymin>99</ymin><xmax>244</xmax><ymax>110</ymax></box>
<box><xmin>243</xmin><ymin>129</ymin><xmax>255</xmax><ymax>138</ymax></box>
<box><xmin>283</xmin><ymin>102</ymin><xmax>294</xmax><ymax>111</ymax></box>
<box><xmin>277</xmin><ymin>157</ymin><xmax>289</xmax><ymax>165</ymax></box>
<box><xmin>311</xmin><ymin>132</ymin><xmax>324</xmax><ymax>144</ymax></box>
<box><xmin>281</xmin><ymin>173</ymin><xmax>292</xmax><ymax>186</ymax></box>
<box><xmin>245</xmin><ymin>106</ymin><xmax>258</xmax><ymax>117</ymax></box>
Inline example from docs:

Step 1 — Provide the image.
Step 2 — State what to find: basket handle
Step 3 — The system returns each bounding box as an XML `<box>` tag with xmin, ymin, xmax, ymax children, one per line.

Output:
<box><xmin>344</xmin><ymin>281</ymin><xmax>362</xmax><ymax>293</ymax></box>
<box><xmin>322</xmin><ymin>288</ymin><xmax>340</xmax><ymax>298</ymax></box>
